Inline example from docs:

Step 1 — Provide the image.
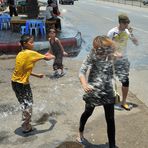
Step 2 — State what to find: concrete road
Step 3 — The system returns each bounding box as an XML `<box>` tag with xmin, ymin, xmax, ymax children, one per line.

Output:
<box><xmin>0</xmin><ymin>1</ymin><xmax>148</xmax><ymax>148</ymax></box>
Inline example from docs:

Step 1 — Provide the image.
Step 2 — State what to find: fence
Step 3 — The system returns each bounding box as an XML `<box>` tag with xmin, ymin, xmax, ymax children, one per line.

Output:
<box><xmin>100</xmin><ymin>0</ymin><xmax>148</xmax><ymax>8</ymax></box>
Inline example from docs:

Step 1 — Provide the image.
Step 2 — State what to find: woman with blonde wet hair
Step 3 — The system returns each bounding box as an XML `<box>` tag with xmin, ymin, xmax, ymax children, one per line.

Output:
<box><xmin>76</xmin><ymin>36</ymin><xmax>120</xmax><ymax>148</ymax></box>
<box><xmin>93</xmin><ymin>35</ymin><xmax>114</xmax><ymax>48</ymax></box>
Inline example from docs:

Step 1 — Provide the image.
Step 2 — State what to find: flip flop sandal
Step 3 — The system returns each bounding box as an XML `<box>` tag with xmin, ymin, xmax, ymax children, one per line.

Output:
<box><xmin>76</xmin><ymin>137</ymin><xmax>84</xmax><ymax>144</ymax></box>
<box><xmin>121</xmin><ymin>104</ymin><xmax>131</xmax><ymax>111</ymax></box>
<box><xmin>114</xmin><ymin>104</ymin><xmax>124</xmax><ymax>111</ymax></box>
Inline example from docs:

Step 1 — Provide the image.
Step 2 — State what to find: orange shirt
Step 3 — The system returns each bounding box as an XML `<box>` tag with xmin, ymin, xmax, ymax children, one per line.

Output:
<box><xmin>11</xmin><ymin>49</ymin><xmax>45</xmax><ymax>84</ymax></box>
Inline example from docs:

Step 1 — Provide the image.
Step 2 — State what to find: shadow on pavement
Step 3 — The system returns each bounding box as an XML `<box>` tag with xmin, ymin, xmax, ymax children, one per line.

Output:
<box><xmin>56</xmin><ymin>141</ymin><xmax>83</xmax><ymax>148</ymax></box>
<box><xmin>56</xmin><ymin>139</ymin><xmax>110</xmax><ymax>148</ymax></box>
<box><xmin>77</xmin><ymin>138</ymin><xmax>109</xmax><ymax>148</ymax></box>
<box><xmin>14</xmin><ymin>119</ymin><xmax>57</xmax><ymax>137</ymax></box>
<box><xmin>129</xmin><ymin>102</ymin><xmax>138</xmax><ymax>108</ymax></box>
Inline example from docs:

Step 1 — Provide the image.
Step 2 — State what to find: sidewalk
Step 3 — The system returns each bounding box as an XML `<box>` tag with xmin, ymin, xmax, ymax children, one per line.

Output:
<box><xmin>0</xmin><ymin>58</ymin><xmax>148</xmax><ymax>148</ymax></box>
<box><xmin>72</xmin><ymin>92</ymin><xmax>148</xmax><ymax>148</ymax></box>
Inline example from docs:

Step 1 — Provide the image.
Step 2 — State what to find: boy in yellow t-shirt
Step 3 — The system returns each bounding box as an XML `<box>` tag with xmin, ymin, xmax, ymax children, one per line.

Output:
<box><xmin>11</xmin><ymin>35</ymin><xmax>55</xmax><ymax>133</ymax></box>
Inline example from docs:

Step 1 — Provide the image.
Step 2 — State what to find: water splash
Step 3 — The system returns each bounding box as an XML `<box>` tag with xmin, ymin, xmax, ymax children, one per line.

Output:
<box><xmin>0</xmin><ymin>104</ymin><xmax>20</xmax><ymax>119</ymax></box>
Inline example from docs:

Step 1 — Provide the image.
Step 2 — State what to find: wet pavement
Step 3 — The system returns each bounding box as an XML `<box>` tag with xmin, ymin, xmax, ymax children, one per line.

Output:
<box><xmin>0</xmin><ymin>1</ymin><xmax>148</xmax><ymax>148</ymax></box>
<box><xmin>0</xmin><ymin>57</ymin><xmax>148</xmax><ymax>148</ymax></box>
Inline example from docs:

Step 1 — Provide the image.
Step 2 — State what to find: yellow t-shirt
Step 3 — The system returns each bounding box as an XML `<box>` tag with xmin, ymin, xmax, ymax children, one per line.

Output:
<box><xmin>11</xmin><ymin>49</ymin><xmax>45</xmax><ymax>84</ymax></box>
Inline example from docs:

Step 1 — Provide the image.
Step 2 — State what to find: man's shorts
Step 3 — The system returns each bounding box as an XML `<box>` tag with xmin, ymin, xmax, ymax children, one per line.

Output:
<box><xmin>114</xmin><ymin>58</ymin><xmax>130</xmax><ymax>83</ymax></box>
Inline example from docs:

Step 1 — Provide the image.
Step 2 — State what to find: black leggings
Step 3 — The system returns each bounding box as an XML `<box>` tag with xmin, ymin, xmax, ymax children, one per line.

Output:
<box><xmin>121</xmin><ymin>77</ymin><xmax>129</xmax><ymax>87</ymax></box>
<box><xmin>79</xmin><ymin>103</ymin><xmax>115</xmax><ymax>147</ymax></box>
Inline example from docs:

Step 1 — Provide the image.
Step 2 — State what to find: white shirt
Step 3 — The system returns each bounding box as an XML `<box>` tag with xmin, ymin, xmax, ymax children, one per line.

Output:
<box><xmin>45</xmin><ymin>6</ymin><xmax>53</xmax><ymax>19</ymax></box>
<box><xmin>107</xmin><ymin>27</ymin><xmax>130</xmax><ymax>57</ymax></box>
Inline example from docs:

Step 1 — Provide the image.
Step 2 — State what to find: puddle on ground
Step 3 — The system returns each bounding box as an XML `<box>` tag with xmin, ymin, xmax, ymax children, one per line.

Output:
<box><xmin>38</xmin><ymin>141</ymin><xmax>84</xmax><ymax>148</ymax></box>
<box><xmin>0</xmin><ymin>131</ymin><xmax>11</xmax><ymax>145</ymax></box>
<box><xmin>0</xmin><ymin>103</ymin><xmax>19</xmax><ymax>119</ymax></box>
<box><xmin>56</xmin><ymin>141</ymin><xmax>83</xmax><ymax>148</ymax></box>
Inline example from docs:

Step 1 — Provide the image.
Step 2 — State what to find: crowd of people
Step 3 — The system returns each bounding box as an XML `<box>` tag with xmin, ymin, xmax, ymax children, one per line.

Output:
<box><xmin>10</xmin><ymin>1</ymin><xmax>138</xmax><ymax>146</ymax></box>
<box><xmin>6</xmin><ymin>0</ymin><xmax>62</xmax><ymax>31</ymax></box>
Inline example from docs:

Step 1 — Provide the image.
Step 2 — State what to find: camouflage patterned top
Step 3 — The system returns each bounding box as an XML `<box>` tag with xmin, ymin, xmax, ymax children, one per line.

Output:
<box><xmin>79</xmin><ymin>48</ymin><xmax>115</xmax><ymax>106</ymax></box>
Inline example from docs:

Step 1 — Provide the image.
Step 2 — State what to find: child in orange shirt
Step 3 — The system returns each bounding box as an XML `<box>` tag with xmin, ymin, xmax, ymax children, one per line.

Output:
<box><xmin>11</xmin><ymin>34</ymin><xmax>54</xmax><ymax>133</ymax></box>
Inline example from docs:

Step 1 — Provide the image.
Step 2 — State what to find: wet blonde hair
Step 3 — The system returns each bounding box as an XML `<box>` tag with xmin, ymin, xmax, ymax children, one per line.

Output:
<box><xmin>93</xmin><ymin>35</ymin><xmax>115</xmax><ymax>50</ymax></box>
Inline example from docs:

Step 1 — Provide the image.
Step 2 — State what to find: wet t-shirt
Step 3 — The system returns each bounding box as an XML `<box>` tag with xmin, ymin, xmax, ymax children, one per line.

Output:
<box><xmin>79</xmin><ymin>49</ymin><xmax>115</xmax><ymax>106</ymax></box>
<box><xmin>11</xmin><ymin>49</ymin><xmax>45</xmax><ymax>84</ymax></box>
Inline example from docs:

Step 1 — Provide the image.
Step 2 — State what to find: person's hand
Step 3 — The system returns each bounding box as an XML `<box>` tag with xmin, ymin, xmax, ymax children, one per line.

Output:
<box><xmin>45</xmin><ymin>52</ymin><xmax>55</xmax><ymax>60</ymax></box>
<box><xmin>37</xmin><ymin>74</ymin><xmax>44</xmax><ymax>78</ymax></box>
<box><xmin>82</xmin><ymin>84</ymin><xmax>94</xmax><ymax>93</ymax></box>
<box><xmin>132</xmin><ymin>37</ymin><xmax>139</xmax><ymax>46</ymax></box>
<box><xmin>128</xmin><ymin>27</ymin><xmax>133</xmax><ymax>33</ymax></box>
<box><xmin>63</xmin><ymin>51</ymin><xmax>68</xmax><ymax>56</ymax></box>
<box><xmin>126</xmin><ymin>27</ymin><xmax>139</xmax><ymax>46</ymax></box>
<box><xmin>113</xmin><ymin>51</ymin><xmax>123</xmax><ymax>59</ymax></box>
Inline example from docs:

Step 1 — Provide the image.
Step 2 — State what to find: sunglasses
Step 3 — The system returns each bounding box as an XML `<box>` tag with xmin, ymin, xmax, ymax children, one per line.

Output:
<box><xmin>122</xmin><ymin>21</ymin><xmax>130</xmax><ymax>24</ymax></box>
<box><xmin>96</xmin><ymin>46</ymin><xmax>113</xmax><ymax>55</ymax></box>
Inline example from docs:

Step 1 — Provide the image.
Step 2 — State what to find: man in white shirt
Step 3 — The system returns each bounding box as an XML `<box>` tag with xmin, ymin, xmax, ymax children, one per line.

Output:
<box><xmin>107</xmin><ymin>14</ymin><xmax>138</xmax><ymax>111</ymax></box>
